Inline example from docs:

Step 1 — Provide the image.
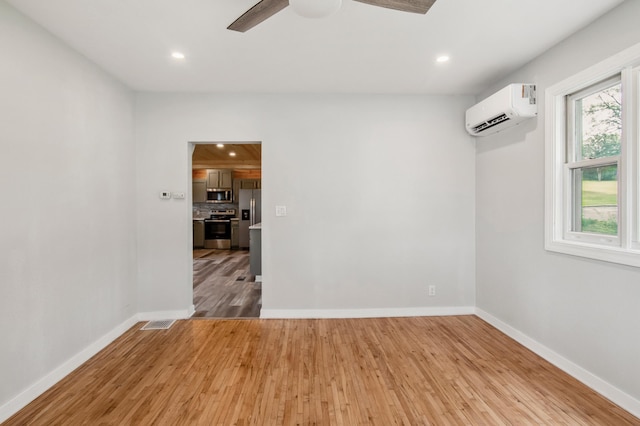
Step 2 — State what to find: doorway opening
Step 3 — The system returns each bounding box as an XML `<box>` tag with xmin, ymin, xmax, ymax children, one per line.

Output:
<box><xmin>191</xmin><ymin>142</ymin><xmax>262</xmax><ymax>318</ymax></box>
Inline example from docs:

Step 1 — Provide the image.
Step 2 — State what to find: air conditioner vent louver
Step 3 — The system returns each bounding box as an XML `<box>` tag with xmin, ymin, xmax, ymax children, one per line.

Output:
<box><xmin>472</xmin><ymin>113</ymin><xmax>510</xmax><ymax>133</ymax></box>
<box><xmin>465</xmin><ymin>84</ymin><xmax>537</xmax><ymax>137</ymax></box>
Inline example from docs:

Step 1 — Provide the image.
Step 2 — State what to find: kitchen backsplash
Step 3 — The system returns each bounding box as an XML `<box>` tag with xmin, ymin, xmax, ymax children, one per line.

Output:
<box><xmin>193</xmin><ymin>202</ymin><xmax>239</xmax><ymax>218</ymax></box>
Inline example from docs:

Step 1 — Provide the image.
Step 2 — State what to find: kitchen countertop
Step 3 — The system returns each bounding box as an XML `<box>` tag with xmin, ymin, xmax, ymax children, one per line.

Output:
<box><xmin>249</xmin><ymin>222</ymin><xmax>262</xmax><ymax>230</ymax></box>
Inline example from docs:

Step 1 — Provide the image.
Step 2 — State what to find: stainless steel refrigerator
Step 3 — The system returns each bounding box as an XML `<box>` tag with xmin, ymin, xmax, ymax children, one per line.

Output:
<box><xmin>239</xmin><ymin>189</ymin><xmax>261</xmax><ymax>249</ymax></box>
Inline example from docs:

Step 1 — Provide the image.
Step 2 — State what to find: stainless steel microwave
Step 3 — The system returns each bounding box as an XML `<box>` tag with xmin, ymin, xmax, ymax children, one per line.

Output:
<box><xmin>206</xmin><ymin>188</ymin><xmax>233</xmax><ymax>203</ymax></box>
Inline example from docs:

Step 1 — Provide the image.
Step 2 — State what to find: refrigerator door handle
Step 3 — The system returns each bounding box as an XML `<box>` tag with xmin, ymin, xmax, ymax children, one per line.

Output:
<box><xmin>250</xmin><ymin>198</ymin><xmax>255</xmax><ymax>226</ymax></box>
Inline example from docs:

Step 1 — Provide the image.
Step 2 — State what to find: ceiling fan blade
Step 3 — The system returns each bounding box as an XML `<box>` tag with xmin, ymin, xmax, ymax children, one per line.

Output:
<box><xmin>353</xmin><ymin>0</ymin><xmax>436</xmax><ymax>14</ymax></box>
<box><xmin>228</xmin><ymin>0</ymin><xmax>289</xmax><ymax>32</ymax></box>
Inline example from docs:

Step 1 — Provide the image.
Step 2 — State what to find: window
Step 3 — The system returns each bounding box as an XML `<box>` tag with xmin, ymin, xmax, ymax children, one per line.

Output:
<box><xmin>545</xmin><ymin>42</ymin><xmax>640</xmax><ymax>267</ymax></box>
<box><xmin>567</xmin><ymin>77</ymin><xmax>621</xmax><ymax>239</ymax></box>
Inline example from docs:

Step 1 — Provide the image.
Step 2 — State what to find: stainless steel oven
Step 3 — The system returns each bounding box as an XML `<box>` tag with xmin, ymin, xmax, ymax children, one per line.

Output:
<box><xmin>204</xmin><ymin>209</ymin><xmax>235</xmax><ymax>249</ymax></box>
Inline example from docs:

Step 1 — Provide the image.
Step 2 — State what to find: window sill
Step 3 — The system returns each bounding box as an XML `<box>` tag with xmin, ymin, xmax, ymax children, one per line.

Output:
<box><xmin>546</xmin><ymin>239</ymin><xmax>640</xmax><ymax>268</ymax></box>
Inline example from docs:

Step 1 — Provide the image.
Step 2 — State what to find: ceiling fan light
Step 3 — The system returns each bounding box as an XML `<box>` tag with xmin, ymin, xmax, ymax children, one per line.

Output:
<box><xmin>290</xmin><ymin>0</ymin><xmax>342</xmax><ymax>19</ymax></box>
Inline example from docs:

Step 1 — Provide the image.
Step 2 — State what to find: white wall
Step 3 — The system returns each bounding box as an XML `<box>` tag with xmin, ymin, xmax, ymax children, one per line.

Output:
<box><xmin>476</xmin><ymin>0</ymin><xmax>640</xmax><ymax>406</ymax></box>
<box><xmin>134</xmin><ymin>94</ymin><xmax>476</xmax><ymax>315</ymax></box>
<box><xmin>0</xmin><ymin>0</ymin><xmax>137</xmax><ymax>413</ymax></box>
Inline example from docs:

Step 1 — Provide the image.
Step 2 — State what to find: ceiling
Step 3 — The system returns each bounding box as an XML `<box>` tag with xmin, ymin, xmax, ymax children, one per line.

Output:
<box><xmin>7</xmin><ymin>0</ymin><xmax>624</xmax><ymax>94</ymax></box>
<box><xmin>193</xmin><ymin>143</ymin><xmax>261</xmax><ymax>169</ymax></box>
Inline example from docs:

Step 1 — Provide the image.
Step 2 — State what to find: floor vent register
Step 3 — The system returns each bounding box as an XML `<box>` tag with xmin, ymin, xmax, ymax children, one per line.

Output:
<box><xmin>141</xmin><ymin>319</ymin><xmax>176</xmax><ymax>330</ymax></box>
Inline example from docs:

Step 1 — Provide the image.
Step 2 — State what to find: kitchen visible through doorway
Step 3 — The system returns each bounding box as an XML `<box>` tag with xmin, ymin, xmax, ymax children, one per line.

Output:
<box><xmin>191</xmin><ymin>142</ymin><xmax>262</xmax><ymax>318</ymax></box>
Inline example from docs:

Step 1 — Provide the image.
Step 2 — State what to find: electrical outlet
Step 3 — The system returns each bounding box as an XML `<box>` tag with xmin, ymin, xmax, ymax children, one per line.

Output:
<box><xmin>428</xmin><ymin>285</ymin><xmax>436</xmax><ymax>297</ymax></box>
<box><xmin>172</xmin><ymin>192</ymin><xmax>185</xmax><ymax>199</ymax></box>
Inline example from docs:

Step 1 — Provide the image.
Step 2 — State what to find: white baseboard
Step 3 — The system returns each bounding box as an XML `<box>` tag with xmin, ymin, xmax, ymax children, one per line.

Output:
<box><xmin>0</xmin><ymin>314</ymin><xmax>139</xmax><ymax>424</ymax></box>
<box><xmin>475</xmin><ymin>308</ymin><xmax>640</xmax><ymax>419</ymax></box>
<box><xmin>260</xmin><ymin>306</ymin><xmax>475</xmax><ymax>319</ymax></box>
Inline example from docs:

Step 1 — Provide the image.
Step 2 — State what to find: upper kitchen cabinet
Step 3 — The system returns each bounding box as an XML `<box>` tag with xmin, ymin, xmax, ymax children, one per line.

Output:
<box><xmin>240</xmin><ymin>179</ymin><xmax>261</xmax><ymax>189</ymax></box>
<box><xmin>193</xmin><ymin>179</ymin><xmax>207</xmax><ymax>203</ymax></box>
<box><xmin>207</xmin><ymin>169</ymin><xmax>232</xmax><ymax>189</ymax></box>
<box><xmin>233</xmin><ymin>178</ymin><xmax>261</xmax><ymax>203</ymax></box>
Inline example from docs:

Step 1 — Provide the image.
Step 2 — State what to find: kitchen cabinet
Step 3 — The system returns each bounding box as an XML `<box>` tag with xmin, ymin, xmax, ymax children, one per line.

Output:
<box><xmin>231</xmin><ymin>219</ymin><xmax>239</xmax><ymax>249</ymax></box>
<box><xmin>193</xmin><ymin>220</ymin><xmax>205</xmax><ymax>248</ymax></box>
<box><xmin>233</xmin><ymin>179</ymin><xmax>261</xmax><ymax>203</ymax></box>
<box><xmin>192</xmin><ymin>180</ymin><xmax>207</xmax><ymax>203</ymax></box>
<box><xmin>240</xmin><ymin>179</ymin><xmax>261</xmax><ymax>189</ymax></box>
<box><xmin>207</xmin><ymin>169</ymin><xmax>232</xmax><ymax>189</ymax></box>
<box><xmin>249</xmin><ymin>226</ymin><xmax>261</xmax><ymax>276</ymax></box>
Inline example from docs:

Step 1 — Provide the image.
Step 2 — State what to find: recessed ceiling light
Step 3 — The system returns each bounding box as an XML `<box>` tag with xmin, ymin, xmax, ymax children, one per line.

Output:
<box><xmin>216</xmin><ymin>144</ymin><xmax>225</xmax><ymax>148</ymax></box>
<box><xmin>229</xmin><ymin>152</ymin><xmax>236</xmax><ymax>157</ymax></box>
<box><xmin>171</xmin><ymin>52</ymin><xmax>185</xmax><ymax>60</ymax></box>
<box><xmin>436</xmin><ymin>55</ymin><xmax>450</xmax><ymax>63</ymax></box>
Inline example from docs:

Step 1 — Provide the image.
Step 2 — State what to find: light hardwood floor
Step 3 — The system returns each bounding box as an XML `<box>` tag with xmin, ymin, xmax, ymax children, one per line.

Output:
<box><xmin>192</xmin><ymin>249</ymin><xmax>261</xmax><ymax>318</ymax></box>
<box><xmin>5</xmin><ymin>316</ymin><xmax>638</xmax><ymax>425</ymax></box>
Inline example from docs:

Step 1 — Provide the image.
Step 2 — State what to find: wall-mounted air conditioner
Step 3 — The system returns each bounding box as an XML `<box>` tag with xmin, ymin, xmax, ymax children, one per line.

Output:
<box><xmin>465</xmin><ymin>83</ymin><xmax>537</xmax><ymax>137</ymax></box>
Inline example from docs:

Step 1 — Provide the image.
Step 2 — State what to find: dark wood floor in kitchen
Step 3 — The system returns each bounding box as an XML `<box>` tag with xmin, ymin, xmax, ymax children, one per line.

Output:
<box><xmin>192</xmin><ymin>249</ymin><xmax>261</xmax><ymax>318</ymax></box>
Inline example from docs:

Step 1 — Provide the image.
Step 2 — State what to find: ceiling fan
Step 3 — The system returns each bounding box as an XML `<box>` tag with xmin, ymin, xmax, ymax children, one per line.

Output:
<box><xmin>228</xmin><ymin>0</ymin><xmax>437</xmax><ymax>32</ymax></box>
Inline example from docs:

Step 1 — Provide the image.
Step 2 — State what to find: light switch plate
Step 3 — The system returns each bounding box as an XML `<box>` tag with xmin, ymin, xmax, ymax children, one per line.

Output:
<box><xmin>160</xmin><ymin>191</ymin><xmax>171</xmax><ymax>199</ymax></box>
<box><xmin>275</xmin><ymin>205</ymin><xmax>287</xmax><ymax>217</ymax></box>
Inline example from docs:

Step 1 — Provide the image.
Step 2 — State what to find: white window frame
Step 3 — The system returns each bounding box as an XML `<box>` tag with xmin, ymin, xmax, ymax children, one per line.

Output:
<box><xmin>633</xmin><ymin>66</ymin><xmax>640</xmax><ymax>248</ymax></box>
<box><xmin>545</xmin><ymin>42</ymin><xmax>640</xmax><ymax>267</ymax></box>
